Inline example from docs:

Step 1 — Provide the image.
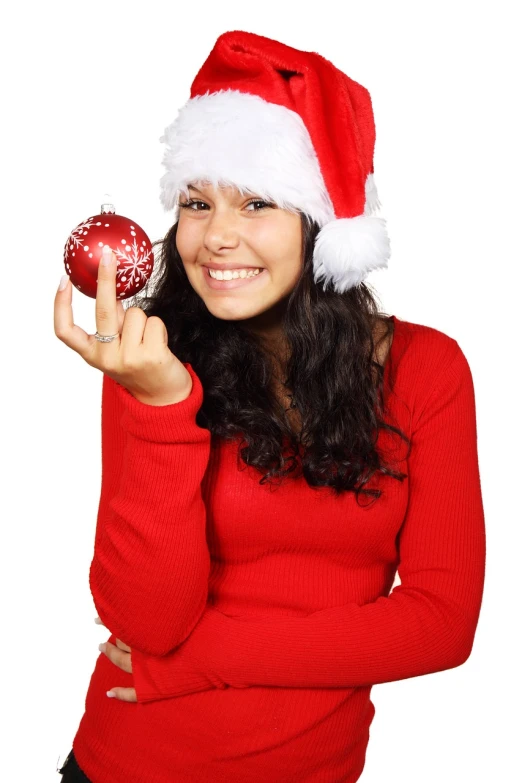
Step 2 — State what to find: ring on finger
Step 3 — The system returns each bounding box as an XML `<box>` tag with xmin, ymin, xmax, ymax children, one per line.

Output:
<box><xmin>94</xmin><ymin>332</ymin><xmax>120</xmax><ymax>343</ymax></box>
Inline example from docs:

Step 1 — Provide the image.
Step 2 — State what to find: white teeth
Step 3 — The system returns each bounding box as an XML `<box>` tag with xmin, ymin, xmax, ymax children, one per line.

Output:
<box><xmin>208</xmin><ymin>268</ymin><xmax>262</xmax><ymax>280</ymax></box>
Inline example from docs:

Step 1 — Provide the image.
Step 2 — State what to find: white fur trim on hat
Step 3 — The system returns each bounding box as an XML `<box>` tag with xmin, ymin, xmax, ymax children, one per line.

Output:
<box><xmin>159</xmin><ymin>89</ymin><xmax>335</xmax><ymax>226</ymax></box>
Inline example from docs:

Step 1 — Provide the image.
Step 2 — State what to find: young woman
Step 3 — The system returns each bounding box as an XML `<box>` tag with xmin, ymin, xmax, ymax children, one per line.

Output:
<box><xmin>54</xmin><ymin>30</ymin><xmax>486</xmax><ymax>783</ymax></box>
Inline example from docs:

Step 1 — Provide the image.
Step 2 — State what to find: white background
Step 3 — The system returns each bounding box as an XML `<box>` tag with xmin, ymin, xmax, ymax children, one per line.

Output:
<box><xmin>1</xmin><ymin>1</ymin><xmax>519</xmax><ymax>780</ymax></box>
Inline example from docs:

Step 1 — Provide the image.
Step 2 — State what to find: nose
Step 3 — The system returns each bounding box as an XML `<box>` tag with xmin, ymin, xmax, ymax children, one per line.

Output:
<box><xmin>203</xmin><ymin>209</ymin><xmax>240</xmax><ymax>254</ymax></box>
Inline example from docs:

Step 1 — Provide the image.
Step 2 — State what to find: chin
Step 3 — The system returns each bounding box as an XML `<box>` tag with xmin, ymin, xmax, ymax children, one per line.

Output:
<box><xmin>206</xmin><ymin>303</ymin><xmax>268</xmax><ymax>321</ymax></box>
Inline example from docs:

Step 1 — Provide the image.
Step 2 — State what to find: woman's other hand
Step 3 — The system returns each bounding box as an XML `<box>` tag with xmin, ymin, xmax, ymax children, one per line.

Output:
<box><xmin>95</xmin><ymin>617</ymin><xmax>137</xmax><ymax>702</ymax></box>
<box><xmin>98</xmin><ymin>637</ymin><xmax>137</xmax><ymax>703</ymax></box>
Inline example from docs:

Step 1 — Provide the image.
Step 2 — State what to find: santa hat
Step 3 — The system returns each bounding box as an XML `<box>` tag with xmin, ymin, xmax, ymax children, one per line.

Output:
<box><xmin>159</xmin><ymin>30</ymin><xmax>390</xmax><ymax>294</ymax></box>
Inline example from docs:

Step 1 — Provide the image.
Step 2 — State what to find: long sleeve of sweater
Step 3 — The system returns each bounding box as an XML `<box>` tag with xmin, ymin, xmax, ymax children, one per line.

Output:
<box><xmin>89</xmin><ymin>362</ymin><xmax>211</xmax><ymax>656</ymax></box>
<box><xmin>130</xmin><ymin>342</ymin><xmax>486</xmax><ymax>701</ymax></box>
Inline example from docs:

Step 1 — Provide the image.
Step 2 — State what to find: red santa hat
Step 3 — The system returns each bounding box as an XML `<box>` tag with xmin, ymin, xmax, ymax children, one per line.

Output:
<box><xmin>159</xmin><ymin>30</ymin><xmax>390</xmax><ymax>294</ymax></box>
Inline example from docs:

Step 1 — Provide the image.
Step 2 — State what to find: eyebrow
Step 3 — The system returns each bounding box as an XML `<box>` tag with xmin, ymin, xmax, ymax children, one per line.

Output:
<box><xmin>187</xmin><ymin>184</ymin><xmax>203</xmax><ymax>193</ymax></box>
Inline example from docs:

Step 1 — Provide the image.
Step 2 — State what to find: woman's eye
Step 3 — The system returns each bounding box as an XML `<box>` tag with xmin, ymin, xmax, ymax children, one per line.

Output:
<box><xmin>178</xmin><ymin>199</ymin><xmax>207</xmax><ymax>210</ymax></box>
<box><xmin>245</xmin><ymin>199</ymin><xmax>273</xmax><ymax>211</ymax></box>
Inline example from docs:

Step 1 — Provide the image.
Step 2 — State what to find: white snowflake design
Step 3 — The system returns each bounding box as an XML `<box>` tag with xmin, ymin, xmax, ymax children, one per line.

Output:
<box><xmin>66</xmin><ymin>216</ymin><xmax>98</xmax><ymax>253</ymax></box>
<box><xmin>114</xmin><ymin>237</ymin><xmax>154</xmax><ymax>297</ymax></box>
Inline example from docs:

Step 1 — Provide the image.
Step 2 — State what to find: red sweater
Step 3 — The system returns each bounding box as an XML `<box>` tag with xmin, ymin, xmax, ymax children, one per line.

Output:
<box><xmin>71</xmin><ymin>314</ymin><xmax>486</xmax><ymax>783</ymax></box>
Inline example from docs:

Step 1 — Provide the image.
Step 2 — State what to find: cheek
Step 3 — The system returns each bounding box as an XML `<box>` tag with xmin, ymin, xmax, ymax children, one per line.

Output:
<box><xmin>249</xmin><ymin>222</ymin><xmax>301</xmax><ymax>273</ymax></box>
<box><xmin>273</xmin><ymin>233</ymin><xmax>303</xmax><ymax>282</ymax></box>
<box><xmin>175</xmin><ymin>221</ymin><xmax>201</xmax><ymax>261</ymax></box>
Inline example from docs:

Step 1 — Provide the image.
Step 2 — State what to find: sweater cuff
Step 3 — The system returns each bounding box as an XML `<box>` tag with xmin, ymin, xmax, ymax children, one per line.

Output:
<box><xmin>131</xmin><ymin>631</ymin><xmax>225</xmax><ymax>703</ymax></box>
<box><xmin>109</xmin><ymin>363</ymin><xmax>207</xmax><ymax>443</ymax></box>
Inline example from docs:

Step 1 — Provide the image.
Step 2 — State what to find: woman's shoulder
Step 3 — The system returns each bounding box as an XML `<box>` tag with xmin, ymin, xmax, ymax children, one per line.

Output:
<box><xmin>390</xmin><ymin>313</ymin><xmax>460</xmax><ymax>359</ymax></box>
<box><xmin>386</xmin><ymin>313</ymin><xmax>469</xmax><ymax>415</ymax></box>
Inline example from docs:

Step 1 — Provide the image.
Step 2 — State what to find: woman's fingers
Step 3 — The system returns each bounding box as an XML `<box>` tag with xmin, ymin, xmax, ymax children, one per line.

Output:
<box><xmin>99</xmin><ymin>640</ymin><xmax>133</xmax><ymax>673</ymax></box>
<box><xmin>96</xmin><ymin>248</ymin><xmax>139</xmax><ymax>344</ymax></box>
<box><xmin>54</xmin><ymin>274</ymin><xmax>95</xmax><ymax>358</ymax></box>
<box><xmin>97</xmin><ymin>248</ymin><xmax>148</xmax><ymax>356</ymax></box>
<box><xmin>55</xmin><ymin>249</ymin><xmax>128</xmax><ymax>365</ymax></box>
<box><xmin>106</xmin><ymin>687</ymin><xmax>137</xmax><ymax>702</ymax></box>
<box><xmin>96</xmin><ymin>624</ymin><xmax>137</xmax><ymax>701</ymax></box>
<box><xmin>95</xmin><ymin>247</ymin><xmax>122</xmax><ymax>340</ymax></box>
<box><xmin>115</xmin><ymin>638</ymin><xmax>132</xmax><ymax>653</ymax></box>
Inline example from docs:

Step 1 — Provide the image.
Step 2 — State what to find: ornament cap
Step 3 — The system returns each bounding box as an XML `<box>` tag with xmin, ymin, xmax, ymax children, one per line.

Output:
<box><xmin>101</xmin><ymin>193</ymin><xmax>116</xmax><ymax>214</ymax></box>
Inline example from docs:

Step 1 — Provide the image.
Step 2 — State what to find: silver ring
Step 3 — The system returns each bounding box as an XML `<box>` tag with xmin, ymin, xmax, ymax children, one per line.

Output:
<box><xmin>94</xmin><ymin>331</ymin><xmax>119</xmax><ymax>343</ymax></box>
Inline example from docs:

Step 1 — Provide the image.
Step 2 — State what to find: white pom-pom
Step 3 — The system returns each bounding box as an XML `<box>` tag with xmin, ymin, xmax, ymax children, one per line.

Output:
<box><xmin>312</xmin><ymin>215</ymin><xmax>391</xmax><ymax>293</ymax></box>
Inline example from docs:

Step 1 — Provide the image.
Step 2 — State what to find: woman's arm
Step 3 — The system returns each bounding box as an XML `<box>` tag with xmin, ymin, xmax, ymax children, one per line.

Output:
<box><xmin>130</xmin><ymin>344</ymin><xmax>486</xmax><ymax>701</ymax></box>
<box><xmin>89</xmin><ymin>362</ymin><xmax>212</xmax><ymax>657</ymax></box>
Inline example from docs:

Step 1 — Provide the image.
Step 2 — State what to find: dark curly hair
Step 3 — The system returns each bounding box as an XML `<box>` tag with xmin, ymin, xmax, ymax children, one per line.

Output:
<box><xmin>126</xmin><ymin>213</ymin><xmax>410</xmax><ymax>502</ymax></box>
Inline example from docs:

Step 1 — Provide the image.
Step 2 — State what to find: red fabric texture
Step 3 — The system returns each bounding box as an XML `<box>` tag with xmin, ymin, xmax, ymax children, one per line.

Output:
<box><xmin>71</xmin><ymin>315</ymin><xmax>486</xmax><ymax>783</ymax></box>
<box><xmin>190</xmin><ymin>30</ymin><xmax>375</xmax><ymax>218</ymax></box>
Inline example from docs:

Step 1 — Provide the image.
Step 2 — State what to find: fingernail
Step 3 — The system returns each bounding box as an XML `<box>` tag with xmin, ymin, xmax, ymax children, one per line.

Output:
<box><xmin>106</xmin><ymin>691</ymin><xmax>116</xmax><ymax>698</ymax></box>
<box><xmin>58</xmin><ymin>274</ymin><xmax>69</xmax><ymax>291</ymax></box>
<box><xmin>101</xmin><ymin>245</ymin><xmax>113</xmax><ymax>266</ymax></box>
<box><xmin>94</xmin><ymin>616</ymin><xmax>102</xmax><ymax>624</ymax></box>
<box><xmin>98</xmin><ymin>643</ymin><xmax>106</xmax><ymax>652</ymax></box>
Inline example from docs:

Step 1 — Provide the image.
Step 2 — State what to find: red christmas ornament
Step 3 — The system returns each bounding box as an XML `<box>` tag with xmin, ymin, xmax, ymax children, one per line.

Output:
<box><xmin>63</xmin><ymin>196</ymin><xmax>154</xmax><ymax>299</ymax></box>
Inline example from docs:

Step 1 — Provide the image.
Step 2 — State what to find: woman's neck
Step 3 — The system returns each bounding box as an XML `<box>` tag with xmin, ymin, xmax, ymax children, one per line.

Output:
<box><xmin>240</xmin><ymin>297</ymin><xmax>290</xmax><ymax>375</ymax></box>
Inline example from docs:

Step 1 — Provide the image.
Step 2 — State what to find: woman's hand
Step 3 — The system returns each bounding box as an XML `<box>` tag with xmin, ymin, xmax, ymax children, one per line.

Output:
<box><xmin>95</xmin><ymin>617</ymin><xmax>137</xmax><ymax>702</ymax></box>
<box><xmin>54</xmin><ymin>245</ymin><xmax>193</xmax><ymax>406</ymax></box>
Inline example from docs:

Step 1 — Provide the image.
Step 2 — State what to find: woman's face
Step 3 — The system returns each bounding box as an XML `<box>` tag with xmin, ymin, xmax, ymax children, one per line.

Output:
<box><xmin>175</xmin><ymin>182</ymin><xmax>303</xmax><ymax>324</ymax></box>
